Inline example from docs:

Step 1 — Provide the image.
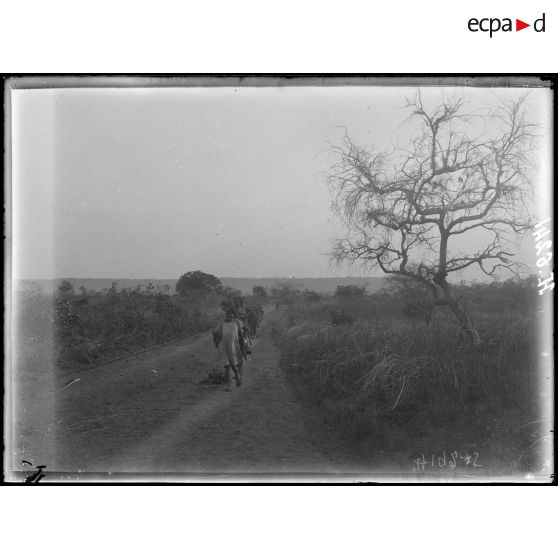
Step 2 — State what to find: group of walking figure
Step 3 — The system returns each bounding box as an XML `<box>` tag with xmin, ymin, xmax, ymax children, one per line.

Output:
<box><xmin>212</xmin><ymin>302</ymin><xmax>264</xmax><ymax>391</ymax></box>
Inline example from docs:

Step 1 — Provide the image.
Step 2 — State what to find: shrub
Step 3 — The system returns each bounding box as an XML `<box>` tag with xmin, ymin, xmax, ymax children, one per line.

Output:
<box><xmin>302</xmin><ymin>289</ymin><xmax>322</xmax><ymax>302</ymax></box>
<box><xmin>176</xmin><ymin>270</ymin><xmax>222</xmax><ymax>296</ymax></box>
<box><xmin>252</xmin><ymin>286</ymin><xmax>268</xmax><ymax>298</ymax></box>
<box><xmin>334</xmin><ymin>284</ymin><xmax>366</xmax><ymax>298</ymax></box>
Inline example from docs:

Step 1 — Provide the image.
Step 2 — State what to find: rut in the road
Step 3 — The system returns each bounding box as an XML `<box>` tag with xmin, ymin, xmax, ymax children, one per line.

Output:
<box><xmin>113</xmin><ymin>334</ymin><xmax>350</xmax><ymax>474</ymax></box>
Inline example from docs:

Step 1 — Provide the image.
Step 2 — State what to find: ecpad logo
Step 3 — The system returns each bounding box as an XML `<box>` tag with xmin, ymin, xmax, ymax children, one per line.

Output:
<box><xmin>468</xmin><ymin>13</ymin><xmax>546</xmax><ymax>37</ymax></box>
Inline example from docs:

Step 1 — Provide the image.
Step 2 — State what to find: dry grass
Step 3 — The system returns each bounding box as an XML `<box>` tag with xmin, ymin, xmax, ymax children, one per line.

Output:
<box><xmin>271</xmin><ymin>285</ymin><xmax>545</xmax><ymax>471</ymax></box>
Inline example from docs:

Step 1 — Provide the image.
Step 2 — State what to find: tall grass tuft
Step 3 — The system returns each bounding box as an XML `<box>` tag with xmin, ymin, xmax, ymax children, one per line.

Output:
<box><xmin>271</xmin><ymin>296</ymin><xmax>541</xmax><ymax>468</ymax></box>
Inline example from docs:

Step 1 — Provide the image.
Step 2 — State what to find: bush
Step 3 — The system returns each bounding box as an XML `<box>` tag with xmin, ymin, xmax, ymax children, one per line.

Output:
<box><xmin>302</xmin><ymin>289</ymin><xmax>322</xmax><ymax>302</ymax></box>
<box><xmin>16</xmin><ymin>285</ymin><xmax>223</xmax><ymax>368</ymax></box>
<box><xmin>270</xmin><ymin>281</ymin><xmax>300</xmax><ymax>299</ymax></box>
<box><xmin>334</xmin><ymin>284</ymin><xmax>366</xmax><ymax>298</ymax></box>
<box><xmin>252</xmin><ymin>286</ymin><xmax>268</xmax><ymax>298</ymax></box>
<box><xmin>176</xmin><ymin>270</ymin><xmax>222</xmax><ymax>296</ymax></box>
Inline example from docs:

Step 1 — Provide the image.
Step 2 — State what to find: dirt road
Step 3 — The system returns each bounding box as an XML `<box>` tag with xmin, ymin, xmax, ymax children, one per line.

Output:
<box><xmin>14</xmin><ymin>319</ymin><xmax>370</xmax><ymax>478</ymax></box>
<box><xmin>11</xmin><ymin>315</ymin><xmax>516</xmax><ymax>481</ymax></box>
<box><xmin>108</xmin><ymin>333</ymin><xmax>353</xmax><ymax>475</ymax></box>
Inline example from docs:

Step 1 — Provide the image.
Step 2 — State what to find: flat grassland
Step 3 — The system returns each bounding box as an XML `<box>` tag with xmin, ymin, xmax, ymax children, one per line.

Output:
<box><xmin>8</xmin><ymin>280</ymin><xmax>552</xmax><ymax>480</ymax></box>
<box><xmin>269</xmin><ymin>279</ymin><xmax>552</xmax><ymax>477</ymax></box>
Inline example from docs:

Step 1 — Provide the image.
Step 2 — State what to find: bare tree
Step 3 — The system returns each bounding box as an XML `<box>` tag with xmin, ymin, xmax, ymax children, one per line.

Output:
<box><xmin>328</xmin><ymin>91</ymin><xmax>537</xmax><ymax>344</ymax></box>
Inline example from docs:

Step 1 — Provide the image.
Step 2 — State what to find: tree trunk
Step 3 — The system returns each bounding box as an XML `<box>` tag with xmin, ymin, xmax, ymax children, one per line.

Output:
<box><xmin>435</xmin><ymin>278</ymin><xmax>481</xmax><ymax>345</ymax></box>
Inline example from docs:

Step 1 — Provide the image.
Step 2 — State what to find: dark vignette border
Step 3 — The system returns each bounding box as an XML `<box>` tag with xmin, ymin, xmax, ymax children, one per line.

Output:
<box><xmin>2</xmin><ymin>73</ymin><xmax>556</xmax><ymax>486</ymax></box>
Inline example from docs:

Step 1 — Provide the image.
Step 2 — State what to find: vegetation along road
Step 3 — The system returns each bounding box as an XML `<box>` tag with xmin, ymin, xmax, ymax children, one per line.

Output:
<box><xmin>17</xmin><ymin>312</ymin><xmax>373</xmax><ymax>478</ymax></box>
<box><xmin>13</xmin><ymin>297</ymin><xmax>546</xmax><ymax>481</ymax></box>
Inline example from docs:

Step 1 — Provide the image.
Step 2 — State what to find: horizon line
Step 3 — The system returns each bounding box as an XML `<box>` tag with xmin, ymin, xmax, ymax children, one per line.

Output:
<box><xmin>15</xmin><ymin>275</ymin><xmax>386</xmax><ymax>281</ymax></box>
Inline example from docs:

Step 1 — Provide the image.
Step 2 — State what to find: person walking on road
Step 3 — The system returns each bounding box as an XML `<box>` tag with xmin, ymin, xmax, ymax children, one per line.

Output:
<box><xmin>213</xmin><ymin>308</ymin><xmax>246</xmax><ymax>391</ymax></box>
<box><xmin>238</xmin><ymin>311</ymin><xmax>252</xmax><ymax>357</ymax></box>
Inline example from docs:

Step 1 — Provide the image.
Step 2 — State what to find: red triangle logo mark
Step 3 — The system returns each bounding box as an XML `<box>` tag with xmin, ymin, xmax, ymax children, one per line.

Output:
<box><xmin>516</xmin><ymin>19</ymin><xmax>530</xmax><ymax>31</ymax></box>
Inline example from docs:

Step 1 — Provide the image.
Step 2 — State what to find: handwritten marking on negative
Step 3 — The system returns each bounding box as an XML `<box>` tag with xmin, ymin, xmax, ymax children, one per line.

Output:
<box><xmin>532</xmin><ymin>218</ymin><xmax>554</xmax><ymax>295</ymax></box>
<box><xmin>413</xmin><ymin>451</ymin><xmax>482</xmax><ymax>472</ymax></box>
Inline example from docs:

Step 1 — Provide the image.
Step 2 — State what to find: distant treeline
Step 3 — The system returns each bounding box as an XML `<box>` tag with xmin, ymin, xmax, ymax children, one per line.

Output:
<box><xmin>16</xmin><ymin>276</ymin><xmax>388</xmax><ymax>296</ymax></box>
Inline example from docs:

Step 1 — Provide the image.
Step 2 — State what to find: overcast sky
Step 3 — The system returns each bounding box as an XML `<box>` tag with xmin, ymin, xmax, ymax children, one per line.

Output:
<box><xmin>11</xmin><ymin>84</ymin><xmax>551</xmax><ymax>280</ymax></box>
